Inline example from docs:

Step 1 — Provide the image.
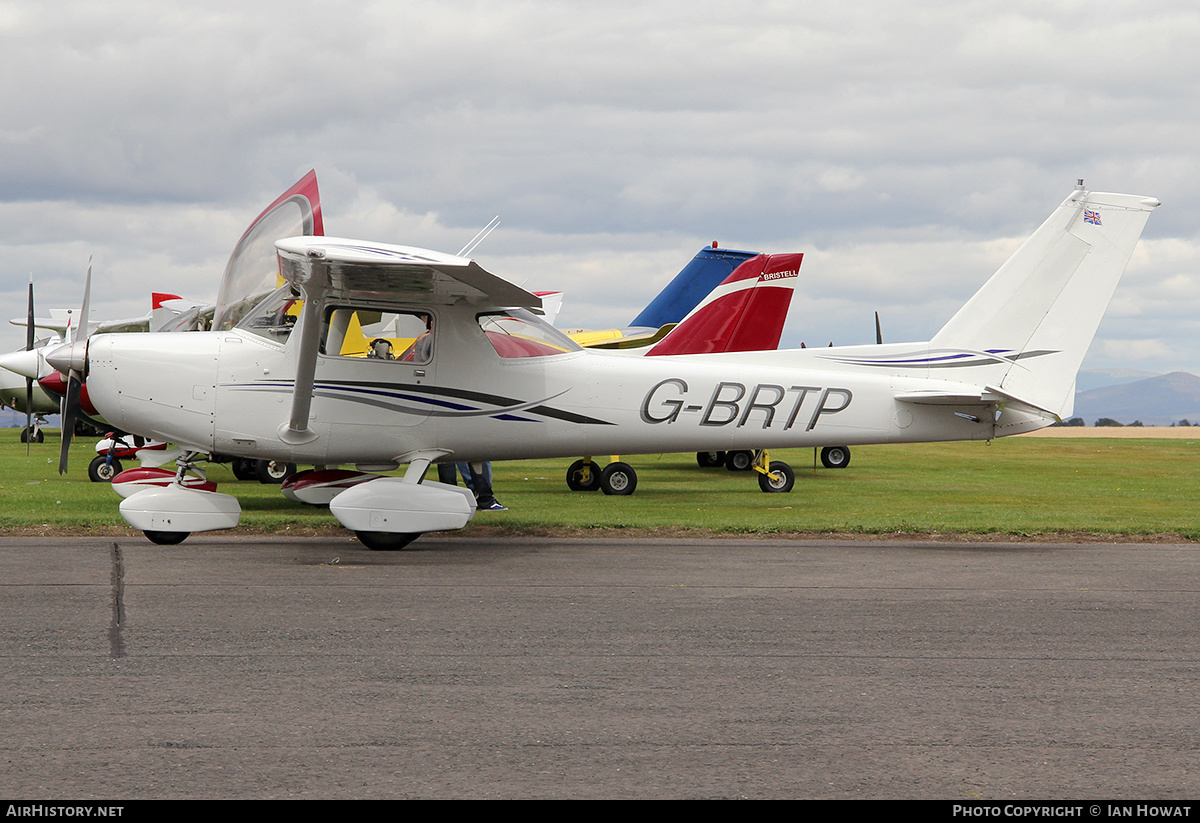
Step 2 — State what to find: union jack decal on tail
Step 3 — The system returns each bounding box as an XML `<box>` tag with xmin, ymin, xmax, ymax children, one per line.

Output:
<box><xmin>1084</xmin><ymin>208</ymin><xmax>1102</xmax><ymax>225</ymax></box>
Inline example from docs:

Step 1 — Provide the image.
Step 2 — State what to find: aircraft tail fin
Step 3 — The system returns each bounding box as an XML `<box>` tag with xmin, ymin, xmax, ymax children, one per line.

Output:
<box><xmin>631</xmin><ymin>245</ymin><xmax>760</xmax><ymax>328</ymax></box>
<box><xmin>926</xmin><ymin>183</ymin><xmax>1159</xmax><ymax>418</ymax></box>
<box><xmin>646</xmin><ymin>253</ymin><xmax>801</xmax><ymax>356</ymax></box>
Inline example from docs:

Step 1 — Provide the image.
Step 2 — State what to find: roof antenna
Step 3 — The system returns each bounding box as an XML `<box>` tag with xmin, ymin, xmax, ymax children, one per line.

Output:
<box><xmin>458</xmin><ymin>216</ymin><xmax>501</xmax><ymax>257</ymax></box>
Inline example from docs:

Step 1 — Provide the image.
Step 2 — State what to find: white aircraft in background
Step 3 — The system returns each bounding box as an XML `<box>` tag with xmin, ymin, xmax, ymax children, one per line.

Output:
<box><xmin>0</xmin><ymin>365</ymin><xmax>58</xmax><ymax>443</ymax></box>
<box><xmin>52</xmin><ymin>181</ymin><xmax>1159</xmax><ymax>549</ymax></box>
<box><xmin>0</xmin><ymin>279</ymin><xmax>81</xmax><ymax>444</ymax></box>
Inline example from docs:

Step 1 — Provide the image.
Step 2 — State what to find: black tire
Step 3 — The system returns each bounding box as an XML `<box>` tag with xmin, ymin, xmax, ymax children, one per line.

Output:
<box><xmin>696</xmin><ymin>450</ymin><xmax>726</xmax><ymax>468</ymax></box>
<box><xmin>88</xmin><ymin>455</ymin><xmax>123</xmax><ymax>482</ymax></box>
<box><xmin>19</xmin><ymin>427</ymin><xmax>43</xmax><ymax>444</ymax></box>
<box><xmin>820</xmin><ymin>446</ymin><xmax>851</xmax><ymax>469</ymax></box>
<box><xmin>356</xmin><ymin>531</ymin><xmax>420</xmax><ymax>551</ymax></box>
<box><xmin>599</xmin><ymin>462</ymin><xmax>637</xmax><ymax>496</ymax></box>
<box><xmin>144</xmin><ymin>531</ymin><xmax>189</xmax><ymax>545</ymax></box>
<box><xmin>725</xmin><ymin>450</ymin><xmax>753</xmax><ymax>471</ymax></box>
<box><xmin>255</xmin><ymin>459</ymin><xmax>297</xmax><ymax>484</ymax></box>
<box><xmin>758</xmin><ymin>461</ymin><xmax>795</xmax><ymax>493</ymax></box>
<box><xmin>566</xmin><ymin>459</ymin><xmax>601</xmax><ymax>491</ymax></box>
<box><xmin>74</xmin><ymin>420</ymin><xmax>100</xmax><ymax>437</ymax></box>
<box><xmin>231</xmin><ymin>458</ymin><xmax>257</xmax><ymax>480</ymax></box>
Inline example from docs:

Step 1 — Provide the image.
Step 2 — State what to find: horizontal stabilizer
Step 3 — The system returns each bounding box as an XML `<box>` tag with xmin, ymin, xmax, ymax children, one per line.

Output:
<box><xmin>894</xmin><ymin>390</ymin><xmax>1000</xmax><ymax>406</ymax></box>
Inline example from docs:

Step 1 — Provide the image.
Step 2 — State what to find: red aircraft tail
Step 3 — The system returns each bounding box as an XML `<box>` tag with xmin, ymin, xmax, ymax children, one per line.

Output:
<box><xmin>645</xmin><ymin>253</ymin><xmax>801</xmax><ymax>356</ymax></box>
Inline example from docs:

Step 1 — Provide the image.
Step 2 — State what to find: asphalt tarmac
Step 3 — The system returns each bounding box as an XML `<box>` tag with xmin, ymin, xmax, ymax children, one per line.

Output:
<box><xmin>1</xmin><ymin>533</ymin><xmax>1197</xmax><ymax>799</ymax></box>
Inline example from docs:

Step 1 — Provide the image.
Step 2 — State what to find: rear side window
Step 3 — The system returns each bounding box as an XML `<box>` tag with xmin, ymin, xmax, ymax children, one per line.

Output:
<box><xmin>477</xmin><ymin>310</ymin><xmax>581</xmax><ymax>358</ymax></box>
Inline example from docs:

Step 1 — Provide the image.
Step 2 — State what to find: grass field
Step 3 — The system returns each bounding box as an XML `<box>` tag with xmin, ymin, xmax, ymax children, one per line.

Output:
<box><xmin>2</xmin><ymin>432</ymin><xmax>1198</xmax><ymax>539</ymax></box>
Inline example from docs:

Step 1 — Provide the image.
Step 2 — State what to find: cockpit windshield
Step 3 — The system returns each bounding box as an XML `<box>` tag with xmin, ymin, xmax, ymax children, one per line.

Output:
<box><xmin>235</xmin><ymin>285</ymin><xmax>303</xmax><ymax>342</ymax></box>
<box><xmin>212</xmin><ymin>171</ymin><xmax>322</xmax><ymax>332</ymax></box>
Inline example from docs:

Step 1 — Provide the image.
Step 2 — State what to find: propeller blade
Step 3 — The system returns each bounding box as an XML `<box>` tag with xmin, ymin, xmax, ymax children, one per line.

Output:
<box><xmin>58</xmin><ymin>372</ymin><xmax>82</xmax><ymax>474</ymax></box>
<box><xmin>875</xmin><ymin>311</ymin><xmax>883</xmax><ymax>345</ymax></box>
<box><xmin>25</xmin><ymin>377</ymin><xmax>32</xmax><ymax>455</ymax></box>
<box><xmin>25</xmin><ymin>275</ymin><xmax>35</xmax><ymax>350</ymax></box>
<box><xmin>56</xmin><ymin>259</ymin><xmax>93</xmax><ymax>474</ymax></box>
<box><xmin>76</xmin><ymin>260</ymin><xmax>92</xmax><ymax>344</ymax></box>
<box><xmin>25</xmin><ymin>275</ymin><xmax>34</xmax><ymax>455</ymax></box>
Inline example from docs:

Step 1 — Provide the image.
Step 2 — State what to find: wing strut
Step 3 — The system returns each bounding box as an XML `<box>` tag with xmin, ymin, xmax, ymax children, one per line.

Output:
<box><xmin>278</xmin><ymin>254</ymin><xmax>328</xmax><ymax>445</ymax></box>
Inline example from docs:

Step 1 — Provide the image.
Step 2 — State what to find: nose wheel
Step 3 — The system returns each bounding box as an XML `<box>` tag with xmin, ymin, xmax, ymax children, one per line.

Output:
<box><xmin>88</xmin><ymin>455</ymin><xmax>124</xmax><ymax>482</ymax></box>
<box><xmin>757</xmin><ymin>460</ymin><xmax>794</xmax><ymax>493</ymax></box>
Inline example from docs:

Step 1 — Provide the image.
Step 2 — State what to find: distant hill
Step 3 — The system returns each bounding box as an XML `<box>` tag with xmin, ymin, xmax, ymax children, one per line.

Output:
<box><xmin>1073</xmin><ymin>371</ymin><xmax>1200</xmax><ymax>427</ymax></box>
<box><xmin>1</xmin><ymin>408</ymin><xmax>28</xmax><ymax>428</ymax></box>
<box><xmin>1075</xmin><ymin>368</ymin><xmax>1159</xmax><ymax>393</ymax></box>
<box><xmin>0</xmin><ymin>408</ymin><xmax>59</xmax><ymax>429</ymax></box>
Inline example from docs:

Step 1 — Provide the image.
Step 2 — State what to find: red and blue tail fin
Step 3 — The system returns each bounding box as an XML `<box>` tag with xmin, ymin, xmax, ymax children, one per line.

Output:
<box><xmin>645</xmin><ymin>253</ymin><xmax>801</xmax><ymax>356</ymax></box>
<box><xmin>630</xmin><ymin>246</ymin><xmax>759</xmax><ymax>328</ymax></box>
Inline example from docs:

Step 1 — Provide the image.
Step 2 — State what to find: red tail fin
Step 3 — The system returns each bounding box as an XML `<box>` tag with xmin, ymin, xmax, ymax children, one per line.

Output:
<box><xmin>645</xmin><ymin>253</ymin><xmax>801</xmax><ymax>356</ymax></box>
<box><xmin>151</xmin><ymin>293</ymin><xmax>182</xmax><ymax>309</ymax></box>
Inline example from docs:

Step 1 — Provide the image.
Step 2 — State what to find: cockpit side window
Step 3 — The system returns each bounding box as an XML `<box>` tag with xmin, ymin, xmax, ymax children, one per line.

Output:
<box><xmin>320</xmin><ymin>307</ymin><xmax>434</xmax><ymax>364</ymax></box>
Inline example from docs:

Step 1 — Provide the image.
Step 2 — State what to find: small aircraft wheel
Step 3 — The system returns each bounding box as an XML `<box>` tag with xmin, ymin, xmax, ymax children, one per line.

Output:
<box><xmin>88</xmin><ymin>455</ymin><xmax>123</xmax><ymax>482</ymax></box>
<box><xmin>355</xmin><ymin>531</ymin><xmax>420</xmax><ymax>551</ymax></box>
<box><xmin>255</xmin><ymin>459</ymin><xmax>297</xmax><ymax>484</ymax></box>
<box><xmin>820</xmin><ymin>446</ymin><xmax>851</xmax><ymax>469</ymax></box>
<box><xmin>696</xmin><ymin>451</ymin><xmax>726</xmax><ymax>468</ymax></box>
<box><xmin>724</xmin><ymin>450</ymin><xmax>754</xmax><ymax>471</ymax></box>
<box><xmin>599</xmin><ymin>462</ymin><xmax>637</xmax><ymax>496</ymax></box>
<box><xmin>758</xmin><ymin>461</ymin><xmax>795</xmax><ymax>493</ymax></box>
<box><xmin>19</xmin><ymin>427</ymin><xmax>43</xmax><ymax>444</ymax></box>
<box><xmin>231</xmin><ymin>458</ymin><xmax>257</xmax><ymax>481</ymax></box>
<box><xmin>144</xmin><ymin>531</ymin><xmax>189</xmax><ymax>545</ymax></box>
<box><xmin>566</xmin><ymin>459</ymin><xmax>601</xmax><ymax>491</ymax></box>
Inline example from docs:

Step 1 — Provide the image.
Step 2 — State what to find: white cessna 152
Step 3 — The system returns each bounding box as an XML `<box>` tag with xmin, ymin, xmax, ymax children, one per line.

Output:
<box><xmin>53</xmin><ymin>181</ymin><xmax>1158</xmax><ymax>548</ymax></box>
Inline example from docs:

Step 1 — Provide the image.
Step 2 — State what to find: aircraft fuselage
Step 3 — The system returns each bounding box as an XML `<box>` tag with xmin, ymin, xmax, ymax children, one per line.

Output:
<box><xmin>84</xmin><ymin>295</ymin><xmax>1047</xmax><ymax>469</ymax></box>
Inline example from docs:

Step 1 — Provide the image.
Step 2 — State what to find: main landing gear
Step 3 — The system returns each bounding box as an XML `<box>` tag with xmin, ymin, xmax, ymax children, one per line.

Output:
<box><xmin>695</xmin><ymin>450</ymin><xmax>760</xmax><ymax>471</ymax></box>
<box><xmin>566</xmin><ymin>458</ymin><xmax>637</xmax><ymax>495</ymax></box>
<box><xmin>120</xmin><ymin>452</ymin><xmax>241</xmax><ymax>546</ymax></box>
<box><xmin>231</xmin><ymin>457</ymin><xmax>297</xmax><ymax>484</ymax></box>
<box><xmin>354</xmin><ymin>531</ymin><xmax>420</xmax><ymax>551</ymax></box>
<box><xmin>568</xmin><ymin>451</ymin><xmax>796</xmax><ymax>495</ymax></box>
<box><xmin>820</xmin><ymin>446</ymin><xmax>851</xmax><ymax>469</ymax></box>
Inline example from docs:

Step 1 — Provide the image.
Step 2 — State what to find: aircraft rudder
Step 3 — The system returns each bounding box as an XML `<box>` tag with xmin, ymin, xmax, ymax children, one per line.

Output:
<box><xmin>646</xmin><ymin>252</ymin><xmax>800</xmax><ymax>356</ymax></box>
<box><xmin>928</xmin><ymin>184</ymin><xmax>1158</xmax><ymax>416</ymax></box>
<box><xmin>629</xmin><ymin>246</ymin><xmax>759</xmax><ymax>328</ymax></box>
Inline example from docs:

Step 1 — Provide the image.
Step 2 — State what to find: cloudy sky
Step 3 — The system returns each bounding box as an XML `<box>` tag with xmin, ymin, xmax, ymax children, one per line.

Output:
<box><xmin>2</xmin><ymin>0</ymin><xmax>1197</xmax><ymax>379</ymax></box>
